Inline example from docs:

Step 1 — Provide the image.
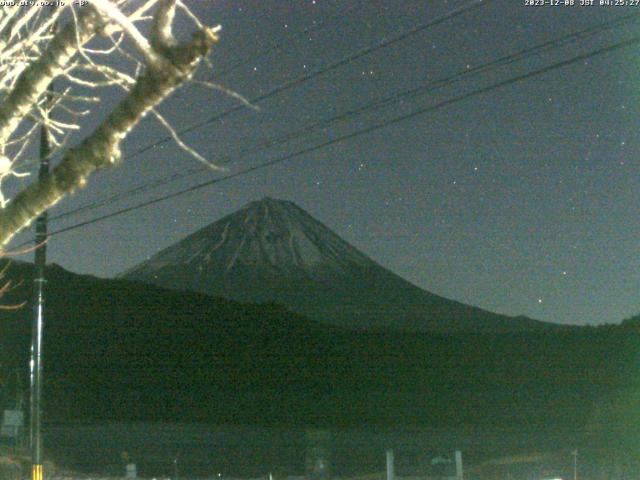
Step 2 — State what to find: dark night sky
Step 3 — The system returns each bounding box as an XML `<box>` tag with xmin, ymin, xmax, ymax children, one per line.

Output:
<box><xmin>7</xmin><ymin>0</ymin><xmax>640</xmax><ymax>326</ymax></box>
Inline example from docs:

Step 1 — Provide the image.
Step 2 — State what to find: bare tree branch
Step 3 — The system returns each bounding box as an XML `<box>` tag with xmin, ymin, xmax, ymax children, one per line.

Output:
<box><xmin>0</xmin><ymin>7</ymin><xmax>219</xmax><ymax>246</ymax></box>
<box><xmin>0</xmin><ymin>6</ymin><xmax>105</xmax><ymax>151</ymax></box>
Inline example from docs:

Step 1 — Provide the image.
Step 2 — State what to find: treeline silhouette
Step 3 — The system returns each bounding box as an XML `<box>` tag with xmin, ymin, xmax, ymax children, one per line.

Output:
<box><xmin>0</xmin><ymin>262</ymin><xmax>637</xmax><ymax>441</ymax></box>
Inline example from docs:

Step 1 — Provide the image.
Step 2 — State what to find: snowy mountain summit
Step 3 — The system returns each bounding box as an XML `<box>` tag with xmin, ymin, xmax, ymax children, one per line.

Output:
<box><xmin>125</xmin><ymin>197</ymin><xmax>372</xmax><ymax>277</ymax></box>
<box><xmin>121</xmin><ymin>197</ymin><xmax>553</xmax><ymax>332</ymax></box>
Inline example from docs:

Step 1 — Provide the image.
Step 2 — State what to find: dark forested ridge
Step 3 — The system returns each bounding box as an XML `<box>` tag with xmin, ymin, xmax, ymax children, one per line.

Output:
<box><xmin>0</xmin><ymin>262</ymin><xmax>638</xmax><ymax>436</ymax></box>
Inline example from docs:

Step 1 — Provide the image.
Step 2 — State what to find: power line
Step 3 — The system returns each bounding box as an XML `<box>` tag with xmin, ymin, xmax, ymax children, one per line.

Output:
<box><xmin>36</xmin><ymin>33</ymin><xmax>640</xmax><ymax>243</ymax></box>
<box><xmin>109</xmin><ymin>0</ymin><xmax>489</xmax><ymax>161</ymax></box>
<box><xmin>51</xmin><ymin>10</ymin><xmax>640</xmax><ymax>222</ymax></box>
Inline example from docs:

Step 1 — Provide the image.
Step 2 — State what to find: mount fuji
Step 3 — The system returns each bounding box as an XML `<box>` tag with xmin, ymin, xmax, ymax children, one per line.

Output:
<box><xmin>121</xmin><ymin>197</ymin><xmax>554</xmax><ymax>333</ymax></box>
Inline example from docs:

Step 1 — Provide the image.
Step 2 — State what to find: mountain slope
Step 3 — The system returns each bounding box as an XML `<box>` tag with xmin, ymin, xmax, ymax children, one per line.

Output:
<box><xmin>121</xmin><ymin>197</ymin><xmax>553</xmax><ymax>333</ymax></box>
<box><xmin>0</xmin><ymin>262</ymin><xmax>623</xmax><ymax>429</ymax></box>
<box><xmin>2</xmin><ymin>262</ymin><xmax>637</xmax><ymax>476</ymax></box>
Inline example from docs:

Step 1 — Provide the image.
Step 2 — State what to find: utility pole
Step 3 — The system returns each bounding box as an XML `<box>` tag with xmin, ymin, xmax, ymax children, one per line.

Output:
<box><xmin>572</xmin><ymin>449</ymin><xmax>578</xmax><ymax>480</ymax></box>
<box><xmin>30</xmin><ymin>59</ymin><xmax>54</xmax><ymax>480</ymax></box>
<box><xmin>455</xmin><ymin>451</ymin><xmax>463</xmax><ymax>480</ymax></box>
<box><xmin>386</xmin><ymin>449</ymin><xmax>394</xmax><ymax>480</ymax></box>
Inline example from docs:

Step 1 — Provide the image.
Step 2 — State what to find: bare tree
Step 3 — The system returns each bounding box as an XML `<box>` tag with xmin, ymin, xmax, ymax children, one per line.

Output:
<box><xmin>0</xmin><ymin>0</ymin><xmax>223</xmax><ymax>248</ymax></box>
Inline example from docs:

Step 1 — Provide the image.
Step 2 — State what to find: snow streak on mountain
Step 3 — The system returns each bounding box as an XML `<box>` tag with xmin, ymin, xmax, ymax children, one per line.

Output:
<box><xmin>121</xmin><ymin>197</ymin><xmax>553</xmax><ymax>332</ymax></box>
<box><xmin>125</xmin><ymin>197</ymin><xmax>373</xmax><ymax>278</ymax></box>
